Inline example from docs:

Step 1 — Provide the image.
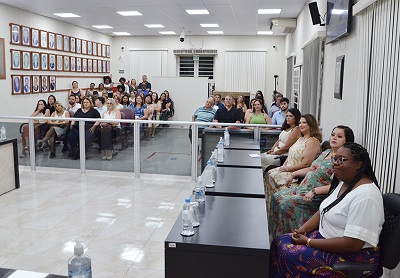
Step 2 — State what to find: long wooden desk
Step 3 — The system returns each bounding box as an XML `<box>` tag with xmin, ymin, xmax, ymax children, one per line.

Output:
<box><xmin>217</xmin><ymin>149</ymin><xmax>261</xmax><ymax>168</ymax></box>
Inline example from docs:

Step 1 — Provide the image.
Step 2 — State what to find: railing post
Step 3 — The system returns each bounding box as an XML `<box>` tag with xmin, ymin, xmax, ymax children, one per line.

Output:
<box><xmin>133</xmin><ymin>121</ymin><xmax>140</xmax><ymax>178</ymax></box>
<box><xmin>79</xmin><ymin>120</ymin><xmax>86</xmax><ymax>174</ymax></box>
<box><xmin>28</xmin><ymin>119</ymin><xmax>36</xmax><ymax>171</ymax></box>
<box><xmin>191</xmin><ymin>124</ymin><xmax>198</xmax><ymax>182</ymax></box>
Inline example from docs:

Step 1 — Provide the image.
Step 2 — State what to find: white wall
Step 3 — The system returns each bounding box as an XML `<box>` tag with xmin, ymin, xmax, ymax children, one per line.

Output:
<box><xmin>0</xmin><ymin>3</ymin><xmax>112</xmax><ymax>117</ymax></box>
<box><xmin>111</xmin><ymin>35</ymin><xmax>286</xmax><ymax>104</ymax></box>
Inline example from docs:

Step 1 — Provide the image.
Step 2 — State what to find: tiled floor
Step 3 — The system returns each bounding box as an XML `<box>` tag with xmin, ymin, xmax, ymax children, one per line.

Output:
<box><xmin>0</xmin><ymin>166</ymin><xmax>194</xmax><ymax>277</ymax></box>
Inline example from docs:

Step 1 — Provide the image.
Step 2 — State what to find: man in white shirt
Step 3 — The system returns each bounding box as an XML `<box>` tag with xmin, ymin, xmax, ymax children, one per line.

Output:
<box><xmin>67</xmin><ymin>95</ymin><xmax>81</xmax><ymax>114</ymax></box>
<box><xmin>95</xmin><ymin>97</ymin><xmax>107</xmax><ymax>117</ymax></box>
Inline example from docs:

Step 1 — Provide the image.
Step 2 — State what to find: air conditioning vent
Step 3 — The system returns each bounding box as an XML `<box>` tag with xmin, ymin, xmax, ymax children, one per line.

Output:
<box><xmin>270</xmin><ymin>18</ymin><xmax>297</xmax><ymax>34</ymax></box>
<box><xmin>174</xmin><ymin>49</ymin><xmax>218</xmax><ymax>55</ymax></box>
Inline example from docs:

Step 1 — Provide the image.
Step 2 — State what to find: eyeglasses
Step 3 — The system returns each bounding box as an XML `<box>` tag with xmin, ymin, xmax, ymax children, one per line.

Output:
<box><xmin>107</xmin><ymin>102</ymin><xmax>113</xmax><ymax>104</ymax></box>
<box><xmin>331</xmin><ymin>156</ymin><xmax>352</xmax><ymax>165</ymax></box>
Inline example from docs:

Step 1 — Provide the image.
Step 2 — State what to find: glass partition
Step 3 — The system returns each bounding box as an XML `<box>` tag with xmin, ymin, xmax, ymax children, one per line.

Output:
<box><xmin>1</xmin><ymin>121</ymin><xmax>31</xmax><ymax>167</ymax></box>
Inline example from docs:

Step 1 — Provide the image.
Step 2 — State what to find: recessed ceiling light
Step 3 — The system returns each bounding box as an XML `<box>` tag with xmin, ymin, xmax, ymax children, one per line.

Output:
<box><xmin>159</xmin><ymin>31</ymin><xmax>176</xmax><ymax>35</ymax></box>
<box><xmin>207</xmin><ymin>31</ymin><xmax>223</xmax><ymax>34</ymax></box>
<box><xmin>258</xmin><ymin>31</ymin><xmax>273</xmax><ymax>35</ymax></box>
<box><xmin>332</xmin><ymin>9</ymin><xmax>346</xmax><ymax>15</ymax></box>
<box><xmin>53</xmin><ymin>13</ymin><xmax>80</xmax><ymax>18</ymax></box>
<box><xmin>145</xmin><ymin>24</ymin><xmax>164</xmax><ymax>28</ymax></box>
<box><xmin>113</xmin><ymin>32</ymin><xmax>131</xmax><ymax>36</ymax></box>
<box><xmin>186</xmin><ymin>9</ymin><xmax>209</xmax><ymax>15</ymax></box>
<box><xmin>117</xmin><ymin>11</ymin><xmax>142</xmax><ymax>16</ymax></box>
<box><xmin>258</xmin><ymin>9</ymin><xmax>282</xmax><ymax>14</ymax></box>
<box><xmin>200</xmin><ymin>24</ymin><xmax>219</xmax><ymax>28</ymax></box>
<box><xmin>92</xmin><ymin>25</ymin><xmax>113</xmax><ymax>29</ymax></box>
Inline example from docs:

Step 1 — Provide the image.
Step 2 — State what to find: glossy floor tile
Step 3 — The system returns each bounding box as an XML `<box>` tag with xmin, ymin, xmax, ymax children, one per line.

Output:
<box><xmin>0</xmin><ymin>166</ymin><xmax>193</xmax><ymax>277</ymax></box>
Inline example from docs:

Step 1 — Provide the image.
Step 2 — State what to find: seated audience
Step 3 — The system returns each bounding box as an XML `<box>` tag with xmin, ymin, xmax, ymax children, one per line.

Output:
<box><xmin>119</xmin><ymin>77</ymin><xmax>130</xmax><ymax>94</ymax></box>
<box><xmin>103</xmin><ymin>76</ymin><xmax>113</xmax><ymax>97</ymax></box>
<box><xmin>159</xmin><ymin>92</ymin><xmax>172</xmax><ymax>122</ymax></box>
<box><xmin>97</xmin><ymin>83</ymin><xmax>107</xmax><ymax>98</ymax></box>
<box><xmin>150</xmin><ymin>92</ymin><xmax>161</xmax><ymax>137</ymax></box>
<box><xmin>271</xmin><ymin>97</ymin><xmax>289</xmax><ymax>126</ymax></box>
<box><xmin>113</xmin><ymin>94</ymin><xmax>123</xmax><ymax>110</ymax></box>
<box><xmin>189</xmin><ymin>97</ymin><xmax>216</xmax><ymax>143</ymax></box>
<box><xmin>214</xmin><ymin>93</ymin><xmax>224</xmax><ymax>110</ymax></box>
<box><xmin>137</xmin><ymin>83</ymin><xmax>150</xmax><ymax>97</ymax></box>
<box><xmin>269</xmin><ymin>92</ymin><xmax>283</xmax><ymax>117</ymax></box>
<box><xmin>94</xmin><ymin>97</ymin><xmax>107</xmax><ymax>117</ymax></box>
<box><xmin>47</xmin><ymin>95</ymin><xmax>56</xmax><ymax>115</ymax></box>
<box><xmin>144</xmin><ymin>95</ymin><xmax>154</xmax><ymax>140</ymax></box>
<box><xmin>121</xmin><ymin>94</ymin><xmax>130</xmax><ymax>108</ymax></box>
<box><xmin>130</xmin><ymin>95</ymin><xmax>149</xmax><ymax>120</ymax></box>
<box><xmin>255</xmin><ymin>91</ymin><xmax>269</xmax><ymax>115</ymax></box>
<box><xmin>69</xmin><ymin>80</ymin><xmax>82</xmax><ymax>100</ymax></box>
<box><xmin>270</xmin><ymin>143</ymin><xmax>384</xmax><ymax>277</ymax></box>
<box><xmin>129</xmin><ymin>78</ymin><xmax>137</xmax><ymax>93</ymax></box>
<box><xmin>245</xmin><ymin>99</ymin><xmax>271</xmax><ymax>128</ymax></box>
<box><xmin>86</xmin><ymin>83</ymin><xmax>96</xmax><ymax>97</ymax></box>
<box><xmin>264</xmin><ymin>114</ymin><xmax>322</xmax><ymax>214</ymax></box>
<box><xmin>138</xmin><ymin>74</ymin><xmax>151</xmax><ymax>89</ymax></box>
<box><xmin>236</xmin><ymin>94</ymin><xmax>247</xmax><ymax>114</ymax></box>
<box><xmin>269</xmin><ymin>125</ymin><xmax>355</xmax><ymax>239</ymax></box>
<box><xmin>213</xmin><ymin>94</ymin><xmax>242</xmax><ymax>129</ymax></box>
<box><xmin>99</xmin><ymin>98</ymin><xmax>121</xmax><ymax>160</ymax></box>
<box><xmin>244</xmin><ymin>98</ymin><xmax>257</xmax><ymax>123</ymax></box>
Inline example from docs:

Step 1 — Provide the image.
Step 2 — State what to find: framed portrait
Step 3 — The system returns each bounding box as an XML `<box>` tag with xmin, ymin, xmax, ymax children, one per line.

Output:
<box><xmin>49</xmin><ymin>54</ymin><xmax>56</xmax><ymax>71</ymax></box>
<box><xmin>92</xmin><ymin>42</ymin><xmax>97</xmax><ymax>56</ymax></box>
<box><xmin>88</xmin><ymin>59</ymin><xmax>92</xmax><ymax>72</ymax></box>
<box><xmin>63</xmin><ymin>35</ymin><xmax>69</xmax><ymax>52</ymax></box>
<box><xmin>40</xmin><ymin>30</ymin><xmax>48</xmax><ymax>49</ymax></box>
<box><xmin>31</xmin><ymin>28</ymin><xmax>39</xmax><ymax>47</ymax></box>
<box><xmin>56</xmin><ymin>55</ymin><xmax>63</xmax><ymax>71</ymax></box>
<box><xmin>49</xmin><ymin>75</ymin><xmax>56</xmax><ymax>92</ymax></box>
<box><xmin>102</xmin><ymin>60</ymin><xmax>107</xmax><ymax>73</ymax></box>
<box><xmin>70</xmin><ymin>37</ymin><xmax>76</xmax><ymax>53</ymax></box>
<box><xmin>23</xmin><ymin>75</ymin><xmax>31</xmax><ymax>94</ymax></box>
<box><xmin>106</xmin><ymin>61</ymin><xmax>110</xmax><ymax>73</ymax></box>
<box><xmin>48</xmin><ymin>32</ymin><xmax>55</xmax><ymax>50</ymax></box>
<box><xmin>97</xmin><ymin>43</ymin><xmax>102</xmax><ymax>56</ymax></box>
<box><xmin>11</xmin><ymin>75</ymin><xmax>22</xmax><ymax>94</ymax></box>
<box><xmin>76</xmin><ymin>38</ymin><xmax>81</xmax><ymax>54</ymax></box>
<box><xmin>10</xmin><ymin>24</ymin><xmax>21</xmax><ymax>45</ymax></box>
<box><xmin>40</xmin><ymin>53</ymin><xmax>48</xmax><ymax>70</ymax></box>
<box><xmin>22</xmin><ymin>51</ymin><xmax>31</xmax><ymax>70</ymax></box>
<box><xmin>0</xmin><ymin>38</ymin><xmax>5</xmax><ymax>80</ymax></box>
<box><xmin>76</xmin><ymin>57</ymin><xmax>82</xmax><ymax>72</ymax></box>
<box><xmin>87</xmin><ymin>41</ymin><xmax>92</xmax><ymax>55</ymax></box>
<box><xmin>334</xmin><ymin>55</ymin><xmax>345</xmax><ymax>100</ymax></box>
<box><xmin>41</xmin><ymin>75</ymin><xmax>48</xmax><ymax>93</ymax></box>
<box><xmin>32</xmin><ymin>75</ymin><xmax>40</xmax><ymax>93</ymax></box>
<box><xmin>21</xmin><ymin>26</ymin><xmax>31</xmax><ymax>46</ymax></box>
<box><xmin>97</xmin><ymin>59</ymin><xmax>102</xmax><ymax>72</ymax></box>
<box><xmin>93</xmin><ymin>59</ymin><xmax>97</xmax><ymax>73</ymax></box>
<box><xmin>70</xmin><ymin>56</ymin><xmax>76</xmax><ymax>71</ymax></box>
<box><xmin>106</xmin><ymin>45</ymin><xmax>110</xmax><ymax>57</ymax></box>
<box><xmin>11</xmin><ymin>49</ymin><xmax>21</xmax><ymax>70</ymax></box>
<box><xmin>102</xmin><ymin>44</ymin><xmax>106</xmax><ymax>57</ymax></box>
<box><xmin>31</xmin><ymin>52</ymin><xmax>40</xmax><ymax>70</ymax></box>
<box><xmin>82</xmin><ymin>40</ymin><xmax>87</xmax><ymax>54</ymax></box>
<box><xmin>56</xmin><ymin>34</ymin><xmax>63</xmax><ymax>51</ymax></box>
<box><xmin>63</xmin><ymin>55</ymin><xmax>70</xmax><ymax>71</ymax></box>
<box><xmin>82</xmin><ymin>58</ymin><xmax>87</xmax><ymax>72</ymax></box>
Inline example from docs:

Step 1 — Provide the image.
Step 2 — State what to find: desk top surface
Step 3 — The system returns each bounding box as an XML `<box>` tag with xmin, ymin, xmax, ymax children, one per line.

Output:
<box><xmin>224</xmin><ymin>139</ymin><xmax>260</xmax><ymax>150</ymax></box>
<box><xmin>217</xmin><ymin>149</ymin><xmax>261</xmax><ymax>168</ymax></box>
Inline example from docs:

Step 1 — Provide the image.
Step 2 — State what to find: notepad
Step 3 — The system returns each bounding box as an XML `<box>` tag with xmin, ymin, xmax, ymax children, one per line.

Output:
<box><xmin>249</xmin><ymin>154</ymin><xmax>260</xmax><ymax>158</ymax></box>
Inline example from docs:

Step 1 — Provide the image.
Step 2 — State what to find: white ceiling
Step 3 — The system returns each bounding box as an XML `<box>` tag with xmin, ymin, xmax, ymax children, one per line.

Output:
<box><xmin>0</xmin><ymin>0</ymin><xmax>309</xmax><ymax>36</ymax></box>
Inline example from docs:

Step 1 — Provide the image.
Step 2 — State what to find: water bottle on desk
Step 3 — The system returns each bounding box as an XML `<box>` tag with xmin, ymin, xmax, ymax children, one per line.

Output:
<box><xmin>217</xmin><ymin>137</ymin><xmax>224</xmax><ymax>163</ymax></box>
<box><xmin>181</xmin><ymin>198</ymin><xmax>195</xmax><ymax>237</ymax></box>
<box><xmin>190</xmin><ymin>200</ymin><xmax>200</xmax><ymax>227</ymax></box>
<box><xmin>0</xmin><ymin>125</ymin><xmax>6</xmax><ymax>141</ymax></box>
<box><xmin>224</xmin><ymin>127</ymin><xmax>230</xmax><ymax>146</ymax></box>
<box><xmin>204</xmin><ymin>161</ymin><xmax>214</xmax><ymax>188</ymax></box>
<box><xmin>211</xmin><ymin>151</ymin><xmax>217</xmax><ymax>183</ymax></box>
<box><xmin>196</xmin><ymin>176</ymin><xmax>205</xmax><ymax>203</ymax></box>
<box><xmin>68</xmin><ymin>241</ymin><xmax>92</xmax><ymax>278</ymax></box>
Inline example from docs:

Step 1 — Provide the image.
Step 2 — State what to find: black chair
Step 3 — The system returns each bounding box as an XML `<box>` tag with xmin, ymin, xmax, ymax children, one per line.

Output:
<box><xmin>333</xmin><ymin>193</ymin><xmax>400</xmax><ymax>277</ymax></box>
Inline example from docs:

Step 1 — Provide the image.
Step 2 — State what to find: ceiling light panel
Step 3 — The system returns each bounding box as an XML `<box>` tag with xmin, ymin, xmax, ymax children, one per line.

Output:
<box><xmin>117</xmin><ymin>11</ymin><xmax>142</xmax><ymax>16</ymax></box>
<box><xmin>186</xmin><ymin>10</ymin><xmax>210</xmax><ymax>15</ymax></box>
<box><xmin>200</xmin><ymin>24</ymin><xmax>219</xmax><ymax>28</ymax></box>
<box><xmin>92</xmin><ymin>25</ymin><xmax>113</xmax><ymax>29</ymax></box>
<box><xmin>159</xmin><ymin>31</ymin><xmax>176</xmax><ymax>35</ymax></box>
<box><xmin>207</xmin><ymin>31</ymin><xmax>223</xmax><ymax>34</ymax></box>
<box><xmin>258</xmin><ymin>31</ymin><xmax>273</xmax><ymax>35</ymax></box>
<box><xmin>113</xmin><ymin>32</ymin><xmax>131</xmax><ymax>36</ymax></box>
<box><xmin>258</xmin><ymin>9</ymin><xmax>282</xmax><ymax>14</ymax></box>
<box><xmin>53</xmin><ymin>13</ymin><xmax>80</xmax><ymax>18</ymax></box>
<box><xmin>145</xmin><ymin>24</ymin><xmax>165</xmax><ymax>28</ymax></box>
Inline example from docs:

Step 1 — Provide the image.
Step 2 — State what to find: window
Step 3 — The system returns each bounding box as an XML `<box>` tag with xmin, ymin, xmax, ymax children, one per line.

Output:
<box><xmin>179</xmin><ymin>56</ymin><xmax>214</xmax><ymax>79</ymax></box>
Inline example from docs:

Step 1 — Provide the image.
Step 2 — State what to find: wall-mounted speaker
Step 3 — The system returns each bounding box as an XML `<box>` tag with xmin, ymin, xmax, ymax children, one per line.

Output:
<box><xmin>308</xmin><ymin>2</ymin><xmax>322</xmax><ymax>25</ymax></box>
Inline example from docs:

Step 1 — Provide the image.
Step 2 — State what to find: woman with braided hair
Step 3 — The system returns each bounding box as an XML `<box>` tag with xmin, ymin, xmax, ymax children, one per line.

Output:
<box><xmin>270</xmin><ymin>143</ymin><xmax>384</xmax><ymax>277</ymax></box>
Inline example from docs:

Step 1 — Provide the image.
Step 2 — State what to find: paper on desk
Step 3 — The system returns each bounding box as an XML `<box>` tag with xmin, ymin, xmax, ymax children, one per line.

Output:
<box><xmin>249</xmin><ymin>154</ymin><xmax>260</xmax><ymax>158</ymax></box>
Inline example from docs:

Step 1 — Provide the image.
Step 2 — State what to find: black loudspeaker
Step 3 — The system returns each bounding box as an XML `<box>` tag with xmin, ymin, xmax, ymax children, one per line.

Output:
<box><xmin>308</xmin><ymin>2</ymin><xmax>321</xmax><ymax>25</ymax></box>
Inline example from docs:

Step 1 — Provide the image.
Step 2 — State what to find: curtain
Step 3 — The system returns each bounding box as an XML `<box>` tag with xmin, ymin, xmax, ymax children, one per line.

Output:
<box><xmin>129</xmin><ymin>49</ymin><xmax>168</xmax><ymax>81</ymax></box>
<box><xmin>286</xmin><ymin>56</ymin><xmax>295</xmax><ymax>104</ymax></box>
<box><xmin>224</xmin><ymin>50</ymin><xmax>266</xmax><ymax>93</ymax></box>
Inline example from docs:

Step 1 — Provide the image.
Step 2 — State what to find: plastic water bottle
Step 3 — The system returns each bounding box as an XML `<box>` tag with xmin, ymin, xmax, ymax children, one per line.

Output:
<box><xmin>217</xmin><ymin>137</ymin><xmax>224</xmax><ymax>163</ymax></box>
<box><xmin>181</xmin><ymin>198</ymin><xmax>195</xmax><ymax>237</ymax></box>
<box><xmin>0</xmin><ymin>125</ymin><xmax>6</xmax><ymax>141</ymax></box>
<box><xmin>224</xmin><ymin>127</ymin><xmax>230</xmax><ymax>146</ymax></box>
<box><xmin>194</xmin><ymin>176</ymin><xmax>202</xmax><ymax>203</ymax></box>
<box><xmin>204</xmin><ymin>161</ymin><xmax>214</xmax><ymax>188</ymax></box>
<box><xmin>68</xmin><ymin>241</ymin><xmax>92</xmax><ymax>278</ymax></box>
<box><xmin>210</xmin><ymin>151</ymin><xmax>217</xmax><ymax>183</ymax></box>
<box><xmin>190</xmin><ymin>201</ymin><xmax>200</xmax><ymax>227</ymax></box>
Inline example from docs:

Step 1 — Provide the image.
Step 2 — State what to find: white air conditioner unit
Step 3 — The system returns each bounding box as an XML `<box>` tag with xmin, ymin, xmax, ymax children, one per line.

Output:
<box><xmin>270</xmin><ymin>18</ymin><xmax>297</xmax><ymax>34</ymax></box>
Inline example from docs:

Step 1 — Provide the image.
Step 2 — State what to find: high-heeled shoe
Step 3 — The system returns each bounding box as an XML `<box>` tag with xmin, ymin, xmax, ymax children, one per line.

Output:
<box><xmin>49</xmin><ymin>152</ymin><xmax>56</xmax><ymax>159</ymax></box>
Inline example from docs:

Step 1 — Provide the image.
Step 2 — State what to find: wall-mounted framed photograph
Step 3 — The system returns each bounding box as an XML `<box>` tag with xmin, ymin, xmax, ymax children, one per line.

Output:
<box><xmin>102</xmin><ymin>60</ymin><xmax>107</xmax><ymax>73</ymax></box>
<box><xmin>21</xmin><ymin>26</ymin><xmax>31</xmax><ymax>46</ymax></box>
<box><xmin>56</xmin><ymin>34</ymin><xmax>63</xmax><ymax>51</ymax></box>
<box><xmin>41</xmin><ymin>75</ymin><xmax>48</xmax><ymax>93</ymax></box>
<box><xmin>31</xmin><ymin>52</ymin><xmax>40</xmax><ymax>70</ymax></box>
<box><xmin>102</xmin><ymin>44</ymin><xmax>106</xmax><ymax>57</ymax></box>
<box><xmin>31</xmin><ymin>28</ymin><xmax>39</xmax><ymax>47</ymax></box>
<box><xmin>92</xmin><ymin>42</ymin><xmax>97</xmax><ymax>56</ymax></box>
<box><xmin>92</xmin><ymin>59</ymin><xmax>97</xmax><ymax>73</ymax></box>
<box><xmin>106</xmin><ymin>45</ymin><xmax>110</xmax><ymax>58</ymax></box>
<box><xmin>10</xmin><ymin>24</ymin><xmax>21</xmax><ymax>45</ymax></box>
<box><xmin>82</xmin><ymin>40</ymin><xmax>87</xmax><ymax>54</ymax></box>
<box><xmin>23</xmin><ymin>75</ymin><xmax>31</xmax><ymax>94</ymax></box>
<box><xmin>70</xmin><ymin>37</ymin><xmax>76</xmax><ymax>53</ymax></box>
<box><xmin>76</xmin><ymin>57</ymin><xmax>82</xmax><ymax>72</ymax></box>
<box><xmin>11</xmin><ymin>75</ymin><xmax>22</xmax><ymax>94</ymax></box>
<box><xmin>334</xmin><ymin>55</ymin><xmax>345</xmax><ymax>100</ymax></box>
<box><xmin>82</xmin><ymin>58</ymin><xmax>87</xmax><ymax>72</ymax></box>
<box><xmin>22</xmin><ymin>51</ymin><xmax>31</xmax><ymax>70</ymax></box>
<box><xmin>97</xmin><ymin>59</ymin><xmax>102</xmax><ymax>72</ymax></box>
<box><xmin>48</xmin><ymin>32</ymin><xmax>55</xmax><ymax>49</ymax></box>
<box><xmin>32</xmin><ymin>75</ymin><xmax>40</xmax><ymax>93</ymax></box>
<box><xmin>106</xmin><ymin>61</ymin><xmax>110</xmax><ymax>73</ymax></box>
<box><xmin>40</xmin><ymin>30</ymin><xmax>48</xmax><ymax>49</ymax></box>
<box><xmin>76</xmin><ymin>38</ymin><xmax>81</xmax><ymax>54</ymax></box>
<box><xmin>97</xmin><ymin>43</ymin><xmax>102</xmax><ymax>57</ymax></box>
<box><xmin>87</xmin><ymin>41</ymin><xmax>92</xmax><ymax>55</ymax></box>
<box><xmin>70</xmin><ymin>56</ymin><xmax>76</xmax><ymax>71</ymax></box>
<box><xmin>40</xmin><ymin>53</ymin><xmax>48</xmax><ymax>70</ymax></box>
<box><xmin>49</xmin><ymin>54</ymin><xmax>56</xmax><ymax>71</ymax></box>
<box><xmin>63</xmin><ymin>55</ymin><xmax>70</xmax><ymax>71</ymax></box>
<box><xmin>63</xmin><ymin>35</ymin><xmax>69</xmax><ymax>52</ymax></box>
<box><xmin>0</xmin><ymin>38</ymin><xmax>5</xmax><ymax>80</ymax></box>
<box><xmin>87</xmin><ymin>59</ymin><xmax>92</xmax><ymax>72</ymax></box>
<box><xmin>11</xmin><ymin>49</ymin><xmax>21</xmax><ymax>70</ymax></box>
<box><xmin>49</xmin><ymin>75</ymin><xmax>56</xmax><ymax>92</ymax></box>
<box><xmin>56</xmin><ymin>55</ymin><xmax>63</xmax><ymax>71</ymax></box>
